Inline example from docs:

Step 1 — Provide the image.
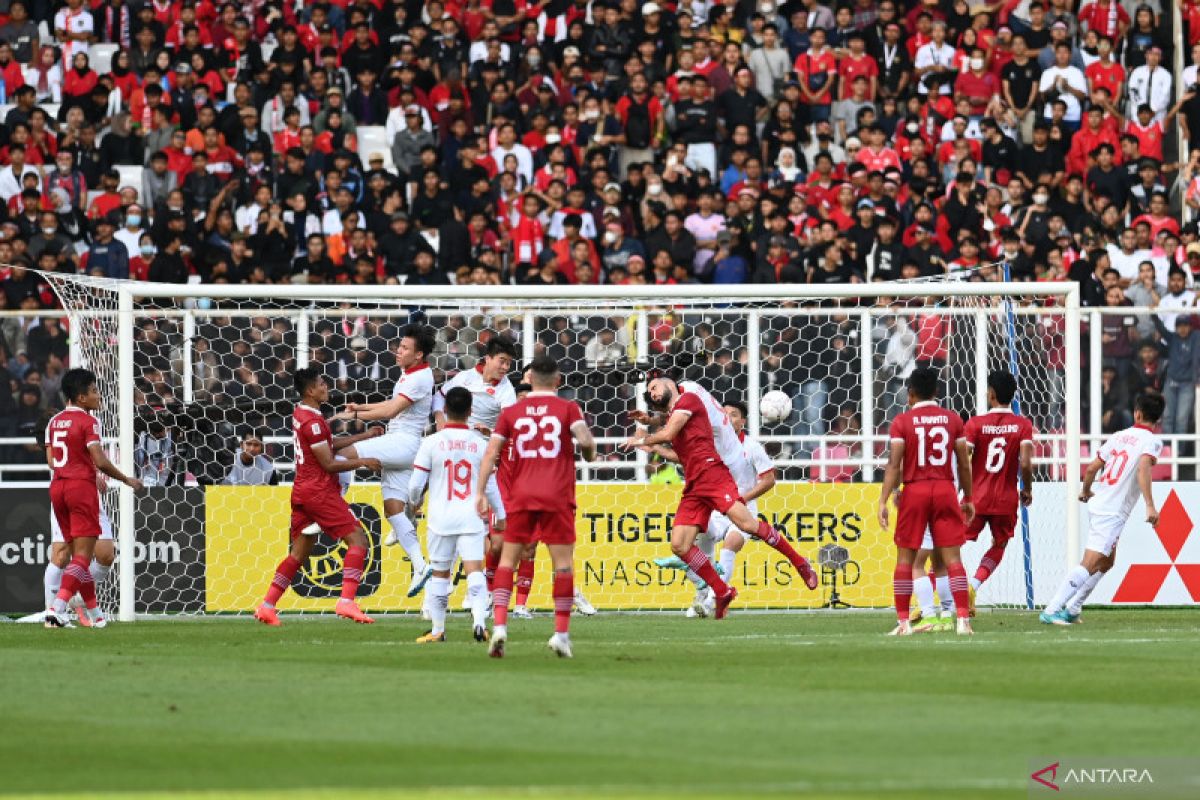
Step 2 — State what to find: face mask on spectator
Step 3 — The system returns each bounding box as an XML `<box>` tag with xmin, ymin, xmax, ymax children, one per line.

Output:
<box><xmin>970</xmin><ymin>57</ymin><xmax>984</xmax><ymax>71</ymax></box>
<box><xmin>582</xmin><ymin>110</ymin><xmax>598</xmax><ymax>121</ymax></box>
<box><xmin>546</xmin><ymin>133</ymin><xmax>561</xmax><ymax>144</ymax></box>
<box><xmin>128</xmin><ymin>214</ymin><xmax>142</xmax><ymax>227</ymax></box>
<box><xmin>528</xmin><ymin>54</ymin><xmax>541</xmax><ymax>66</ymax></box>
<box><xmin>42</xmin><ymin>226</ymin><xmax>55</xmax><ymax>236</ymax></box>
<box><xmin>905</xmin><ymin>122</ymin><xmax>919</xmax><ymax>135</ymax></box>
<box><xmin>604</xmin><ymin>230</ymin><xmax>618</xmax><ymax>244</ymax></box>
<box><xmin>1034</xmin><ymin>192</ymin><xmax>1049</xmax><ymax>205</ymax></box>
<box><xmin>648</xmin><ymin>182</ymin><xmax>663</xmax><ymax>195</ymax></box>
<box><xmin>141</xmin><ymin>244</ymin><xmax>156</xmax><ymax>257</ymax></box>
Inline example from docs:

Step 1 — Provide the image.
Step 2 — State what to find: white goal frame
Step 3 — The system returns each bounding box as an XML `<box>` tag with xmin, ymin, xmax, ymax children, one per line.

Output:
<box><xmin>109</xmin><ymin>281</ymin><xmax>1082</xmax><ymax>621</ymax></box>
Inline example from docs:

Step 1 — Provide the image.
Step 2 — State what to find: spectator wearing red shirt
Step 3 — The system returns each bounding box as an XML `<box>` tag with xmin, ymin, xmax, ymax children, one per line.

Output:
<box><xmin>838</xmin><ymin>33</ymin><xmax>878</xmax><ymax>100</ymax></box>
<box><xmin>795</xmin><ymin>28</ymin><xmax>837</xmax><ymax>123</ymax></box>
<box><xmin>1066</xmin><ymin>106</ymin><xmax>1122</xmax><ymax>177</ymax></box>
<box><xmin>954</xmin><ymin>48</ymin><xmax>998</xmax><ymax>118</ymax></box>
<box><xmin>1084</xmin><ymin>37</ymin><xmax>1126</xmax><ymax>101</ymax></box>
<box><xmin>856</xmin><ymin>125</ymin><xmax>902</xmax><ymax>173</ymax></box>
<box><xmin>1078</xmin><ymin>0</ymin><xmax>1130</xmax><ymax>40</ymax></box>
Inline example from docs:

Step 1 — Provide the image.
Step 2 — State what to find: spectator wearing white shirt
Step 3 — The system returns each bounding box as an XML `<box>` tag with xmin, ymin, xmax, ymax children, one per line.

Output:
<box><xmin>1182</xmin><ymin>43</ymin><xmax>1200</xmax><ymax>89</ymax></box>
<box><xmin>1039</xmin><ymin>42</ymin><xmax>1089</xmax><ymax>126</ymax></box>
<box><xmin>913</xmin><ymin>21</ymin><xmax>957</xmax><ymax>96</ymax></box>
<box><xmin>1106</xmin><ymin>227</ymin><xmax>1153</xmax><ymax>283</ymax></box>
<box><xmin>53</xmin><ymin>0</ymin><xmax>93</xmax><ymax>67</ymax></box>
<box><xmin>1127</xmin><ymin>46</ymin><xmax>1172</xmax><ymax>122</ymax></box>
<box><xmin>490</xmin><ymin>123</ymin><xmax>533</xmax><ymax>184</ymax></box>
<box><xmin>0</xmin><ymin>144</ymin><xmax>38</xmax><ymax>202</ymax></box>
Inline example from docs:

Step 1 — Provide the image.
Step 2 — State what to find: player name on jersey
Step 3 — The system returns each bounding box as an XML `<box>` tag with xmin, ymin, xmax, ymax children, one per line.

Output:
<box><xmin>980</xmin><ymin>424</ymin><xmax>1020</xmax><ymax>435</ymax></box>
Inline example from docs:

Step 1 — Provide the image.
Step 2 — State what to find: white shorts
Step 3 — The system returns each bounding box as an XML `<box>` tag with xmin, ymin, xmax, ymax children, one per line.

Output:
<box><xmin>707</xmin><ymin>499</ymin><xmax>758</xmax><ymax>543</ymax></box>
<box><xmin>50</xmin><ymin>501</ymin><xmax>113</xmax><ymax>543</ymax></box>
<box><xmin>1085</xmin><ymin>514</ymin><xmax>1127</xmax><ymax>557</ymax></box>
<box><xmin>355</xmin><ymin>433</ymin><xmax>419</xmax><ymax>502</ymax></box>
<box><xmin>428</xmin><ymin>530</ymin><xmax>486</xmax><ymax>571</ymax></box>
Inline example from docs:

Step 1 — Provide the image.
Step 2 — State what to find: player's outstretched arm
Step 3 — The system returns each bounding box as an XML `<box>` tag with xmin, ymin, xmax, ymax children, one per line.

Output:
<box><xmin>877</xmin><ymin>442</ymin><xmax>904</xmax><ymax>529</ymax></box>
<box><xmin>640</xmin><ymin>443</ymin><xmax>679</xmax><ymax>462</ymax></box>
<box><xmin>309</xmin><ymin>441</ymin><xmax>381</xmax><ymax>474</ymax></box>
<box><xmin>744</xmin><ymin>468</ymin><xmax>777</xmax><ymax>504</ymax></box>
<box><xmin>1137</xmin><ymin>455</ymin><xmax>1159</xmax><ymax>526</ymax></box>
<box><xmin>624</xmin><ymin>409</ymin><xmax>689</xmax><ymax>450</ymax></box>
<box><xmin>332</xmin><ymin>426</ymin><xmax>383</xmax><ymax>452</ymax></box>
<box><xmin>1079</xmin><ymin>456</ymin><xmax>1104</xmax><ymax>501</ymax></box>
<box><xmin>87</xmin><ymin>443</ymin><xmax>144</xmax><ymax>492</ymax></box>
<box><xmin>333</xmin><ymin>396</ymin><xmax>414</xmax><ymax>422</ymax></box>
<box><xmin>954</xmin><ymin>439</ymin><xmax>975</xmax><ymax>524</ymax></box>
<box><xmin>475</xmin><ymin>435</ymin><xmax>505</xmax><ymax>519</ymax></box>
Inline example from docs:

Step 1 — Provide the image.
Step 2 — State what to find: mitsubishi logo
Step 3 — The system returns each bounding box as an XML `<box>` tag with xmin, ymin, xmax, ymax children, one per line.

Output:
<box><xmin>1112</xmin><ymin>490</ymin><xmax>1200</xmax><ymax>602</ymax></box>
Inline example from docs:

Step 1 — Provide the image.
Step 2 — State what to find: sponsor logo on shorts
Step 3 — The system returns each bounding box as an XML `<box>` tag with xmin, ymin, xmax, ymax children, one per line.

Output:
<box><xmin>294</xmin><ymin>503</ymin><xmax>383</xmax><ymax>598</ymax></box>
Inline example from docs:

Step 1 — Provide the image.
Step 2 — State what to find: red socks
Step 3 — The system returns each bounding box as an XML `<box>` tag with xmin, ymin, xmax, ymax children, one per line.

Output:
<box><xmin>947</xmin><ymin>561</ymin><xmax>971</xmax><ymax>619</ymax></box>
<box><xmin>974</xmin><ymin>544</ymin><xmax>1007</xmax><ymax>585</ymax></box>
<box><xmin>552</xmin><ymin>571</ymin><xmax>572</xmax><ymax>634</ymax></box>
<box><xmin>485</xmin><ymin>549</ymin><xmax>500</xmax><ymax>592</ymax></box>
<box><xmin>756</xmin><ymin>520</ymin><xmax>809</xmax><ymax>572</ymax></box>
<box><xmin>683</xmin><ymin>546</ymin><xmax>730</xmax><ymax>596</ymax></box>
<box><xmin>515</xmin><ymin>558</ymin><xmax>536</xmax><ymax>606</ymax></box>
<box><xmin>57</xmin><ymin>555</ymin><xmax>94</xmax><ymax>607</ymax></box>
<box><xmin>264</xmin><ymin>555</ymin><xmax>302</xmax><ymax>606</ymax></box>
<box><xmin>893</xmin><ymin>563</ymin><xmax>913</xmax><ymax>621</ymax></box>
<box><xmin>492</xmin><ymin>565</ymin><xmax>514</xmax><ymax>626</ymax></box>
<box><xmin>340</xmin><ymin>546</ymin><xmax>366</xmax><ymax>601</ymax></box>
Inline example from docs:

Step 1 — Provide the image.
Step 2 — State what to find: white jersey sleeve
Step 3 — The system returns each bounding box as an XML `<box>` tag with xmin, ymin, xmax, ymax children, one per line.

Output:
<box><xmin>1090</xmin><ymin>426</ymin><xmax>1163</xmax><ymax>519</ymax></box>
<box><xmin>408</xmin><ymin>436</ymin><xmax>436</xmax><ymax>507</ymax></box>
<box><xmin>387</xmin><ymin>364</ymin><xmax>434</xmax><ymax>438</ymax></box>
<box><xmin>430</xmin><ymin>367</ymin><xmax>517</xmax><ymax>433</ymax></box>
<box><xmin>417</xmin><ymin>427</ymin><xmax>489</xmax><ymax>535</ymax></box>
<box><xmin>743</xmin><ymin>435</ymin><xmax>773</xmax><ymax>476</ymax></box>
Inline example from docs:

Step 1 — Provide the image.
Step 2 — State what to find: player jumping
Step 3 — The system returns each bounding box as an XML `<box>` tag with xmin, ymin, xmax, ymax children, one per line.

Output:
<box><xmin>1041</xmin><ymin>393</ymin><xmax>1163</xmax><ymax>625</ymax></box>
<box><xmin>410</xmin><ymin>387</ymin><xmax>506</xmax><ymax>643</ymax></box>
<box><xmin>43</xmin><ymin>368</ymin><xmax>144</xmax><ymax>628</ymax></box>
<box><xmin>476</xmin><ymin>355</ymin><xmax>597</xmax><ymax>658</ymax></box>
<box><xmin>878</xmin><ymin>368</ymin><xmax>976</xmax><ymax>636</ymax></box>
<box><xmin>964</xmin><ymin>370</ymin><xmax>1035</xmax><ymax>607</ymax></box>
<box><xmin>254</xmin><ymin>367</ymin><xmax>383</xmax><ymax>626</ymax></box>
<box><xmin>334</xmin><ymin>324</ymin><xmax>437</xmax><ymax>597</ymax></box>
<box><xmin>624</xmin><ymin>376</ymin><xmax>819</xmax><ymax>620</ymax></box>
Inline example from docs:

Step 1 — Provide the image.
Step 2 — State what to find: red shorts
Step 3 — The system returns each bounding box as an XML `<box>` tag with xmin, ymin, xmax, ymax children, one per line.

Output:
<box><xmin>674</xmin><ymin>471</ymin><xmax>742</xmax><ymax>530</ymax></box>
<box><xmin>966</xmin><ymin>512</ymin><xmax>1017</xmax><ymax>544</ymax></box>
<box><xmin>290</xmin><ymin>491</ymin><xmax>360</xmax><ymax>540</ymax></box>
<box><xmin>505</xmin><ymin>507</ymin><xmax>576</xmax><ymax>545</ymax></box>
<box><xmin>50</xmin><ymin>479</ymin><xmax>101</xmax><ymax>542</ymax></box>
<box><xmin>894</xmin><ymin>481</ymin><xmax>965</xmax><ymax>549</ymax></box>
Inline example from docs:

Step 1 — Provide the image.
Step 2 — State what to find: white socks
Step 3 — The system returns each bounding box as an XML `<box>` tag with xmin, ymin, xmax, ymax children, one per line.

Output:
<box><xmin>1045</xmin><ymin>565</ymin><xmax>1091</xmax><ymax>615</ymax></box>
<box><xmin>969</xmin><ymin>576</ymin><xmax>982</xmax><ymax>591</ymax></box>
<box><xmin>914</xmin><ymin>573</ymin><xmax>937</xmax><ymax>619</ymax></box>
<box><xmin>467</xmin><ymin>571</ymin><xmax>488</xmax><ymax>628</ymax></box>
<box><xmin>90</xmin><ymin>561</ymin><xmax>111</xmax><ymax>586</ymax></box>
<box><xmin>1067</xmin><ymin>570</ymin><xmax>1106</xmax><ymax>615</ymax></box>
<box><xmin>428</xmin><ymin>577</ymin><xmax>450</xmax><ymax>635</ymax></box>
<box><xmin>387</xmin><ymin>513</ymin><xmax>426</xmax><ymax>573</ymax></box>
<box><xmin>44</xmin><ymin>563</ymin><xmax>64</xmax><ymax>608</ymax></box>
<box><xmin>719</xmin><ymin>548</ymin><xmax>737</xmax><ymax>585</ymax></box>
<box><xmin>936</xmin><ymin>575</ymin><xmax>953</xmax><ymax>613</ymax></box>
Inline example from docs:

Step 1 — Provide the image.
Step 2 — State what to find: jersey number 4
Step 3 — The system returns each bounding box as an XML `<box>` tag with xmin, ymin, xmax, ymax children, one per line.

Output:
<box><xmin>444</xmin><ymin>459</ymin><xmax>473</xmax><ymax>500</ymax></box>
<box><xmin>513</xmin><ymin>416</ymin><xmax>562</xmax><ymax>458</ymax></box>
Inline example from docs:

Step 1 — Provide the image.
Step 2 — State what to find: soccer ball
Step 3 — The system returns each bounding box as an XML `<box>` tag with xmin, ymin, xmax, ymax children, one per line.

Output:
<box><xmin>759</xmin><ymin>390</ymin><xmax>792</xmax><ymax>425</ymax></box>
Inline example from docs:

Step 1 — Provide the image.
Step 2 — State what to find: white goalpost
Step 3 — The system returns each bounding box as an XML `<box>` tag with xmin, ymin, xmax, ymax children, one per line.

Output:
<box><xmin>43</xmin><ymin>275</ymin><xmax>1081</xmax><ymax>622</ymax></box>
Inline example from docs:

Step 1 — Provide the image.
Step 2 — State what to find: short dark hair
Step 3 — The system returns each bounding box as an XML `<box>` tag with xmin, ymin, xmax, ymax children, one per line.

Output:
<box><xmin>907</xmin><ymin>367</ymin><xmax>940</xmax><ymax>401</ymax></box>
<box><xmin>528</xmin><ymin>354</ymin><xmax>560</xmax><ymax>381</ymax></box>
<box><xmin>1134</xmin><ymin>392</ymin><xmax>1165</xmax><ymax>424</ymax></box>
<box><xmin>61</xmin><ymin>368</ymin><xmax>96</xmax><ymax>404</ymax></box>
<box><xmin>443</xmin><ymin>386</ymin><xmax>472</xmax><ymax>420</ymax></box>
<box><xmin>486</xmin><ymin>335</ymin><xmax>517</xmax><ymax>360</ymax></box>
<box><xmin>293</xmin><ymin>366</ymin><xmax>324</xmax><ymax>396</ymax></box>
<box><xmin>401</xmin><ymin>323</ymin><xmax>436</xmax><ymax>360</ymax></box>
<box><xmin>726</xmin><ymin>400</ymin><xmax>749</xmax><ymax>419</ymax></box>
<box><xmin>988</xmin><ymin>370</ymin><xmax>1018</xmax><ymax>406</ymax></box>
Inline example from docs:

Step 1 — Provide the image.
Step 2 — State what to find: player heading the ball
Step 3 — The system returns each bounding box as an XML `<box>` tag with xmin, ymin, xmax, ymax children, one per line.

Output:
<box><xmin>43</xmin><ymin>368</ymin><xmax>145</xmax><ymax>629</ymax></box>
<box><xmin>254</xmin><ymin>367</ymin><xmax>383</xmax><ymax>627</ymax></box>
<box><xmin>476</xmin><ymin>355</ymin><xmax>596</xmax><ymax>659</ymax></box>
<box><xmin>878</xmin><ymin>367</ymin><xmax>976</xmax><ymax>637</ymax></box>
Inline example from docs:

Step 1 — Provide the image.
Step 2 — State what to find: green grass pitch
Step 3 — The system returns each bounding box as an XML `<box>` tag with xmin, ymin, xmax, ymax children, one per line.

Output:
<box><xmin>1</xmin><ymin>609</ymin><xmax>1197</xmax><ymax>800</ymax></box>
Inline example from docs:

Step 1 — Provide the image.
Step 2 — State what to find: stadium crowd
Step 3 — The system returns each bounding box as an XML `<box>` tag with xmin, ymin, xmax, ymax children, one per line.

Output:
<box><xmin>1</xmin><ymin>0</ymin><xmax>1200</xmax><ymax>477</ymax></box>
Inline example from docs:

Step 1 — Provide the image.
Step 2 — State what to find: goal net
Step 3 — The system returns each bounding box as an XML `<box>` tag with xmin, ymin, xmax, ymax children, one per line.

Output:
<box><xmin>42</xmin><ymin>273</ymin><xmax>1080</xmax><ymax>619</ymax></box>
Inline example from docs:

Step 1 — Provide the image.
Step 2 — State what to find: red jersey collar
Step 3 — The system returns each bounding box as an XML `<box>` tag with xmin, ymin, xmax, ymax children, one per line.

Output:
<box><xmin>404</xmin><ymin>361</ymin><xmax>429</xmax><ymax>374</ymax></box>
<box><xmin>474</xmin><ymin>362</ymin><xmax>501</xmax><ymax>386</ymax></box>
<box><xmin>1134</xmin><ymin>424</ymin><xmax>1155</xmax><ymax>431</ymax></box>
<box><xmin>912</xmin><ymin>400</ymin><xmax>939</xmax><ymax>409</ymax></box>
<box><xmin>737</xmin><ymin>430</ymin><xmax>746</xmax><ymax>442</ymax></box>
<box><xmin>444</xmin><ymin>422</ymin><xmax>469</xmax><ymax>430</ymax></box>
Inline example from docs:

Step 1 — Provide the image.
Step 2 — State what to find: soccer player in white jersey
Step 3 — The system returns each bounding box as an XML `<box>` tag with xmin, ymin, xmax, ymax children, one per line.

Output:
<box><xmin>711</xmin><ymin>402</ymin><xmax>781</xmax><ymax>587</ymax></box>
<box><xmin>334</xmin><ymin>324</ymin><xmax>437</xmax><ymax>597</ymax></box>
<box><xmin>409</xmin><ymin>387</ymin><xmax>505</xmax><ymax>643</ymax></box>
<box><xmin>1041</xmin><ymin>393</ymin><xmax>1164</xmax><ymax>625</ymax></box>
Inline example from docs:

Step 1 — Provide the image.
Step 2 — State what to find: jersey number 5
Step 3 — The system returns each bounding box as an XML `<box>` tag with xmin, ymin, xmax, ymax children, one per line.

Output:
<box><xmin>50</xmin><ymin>429</ymin><xmax>69</xmax><ymax>468</ymax></box>
<box><xmin>513</xmin><ymin>416</ymin><xmax>562</xmax><ymax>458</ymax></box>
<box><xmin>915</xmin><ymin>426</ymin><xmax>949</xmax><ymax>467</ymax></box>
<box><xmin>444</xmin><ymin>459</ymin><xmax>473</xmax><ymax>500</ymax></box>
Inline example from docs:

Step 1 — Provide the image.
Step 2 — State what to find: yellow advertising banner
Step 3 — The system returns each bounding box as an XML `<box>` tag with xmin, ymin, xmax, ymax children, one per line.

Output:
<box><xmin>205</xmin><ymin>483</ymin><xmax>894</xmax><ymax>612</ymax></box>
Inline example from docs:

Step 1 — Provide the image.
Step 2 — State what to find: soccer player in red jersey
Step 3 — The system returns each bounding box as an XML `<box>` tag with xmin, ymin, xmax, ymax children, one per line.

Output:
<box><xmin>878</xmin><ymin>367</ymin><xmax>976</xmax><ymax>636</ymax></box>
<box><xmin>43</xmin><ymin>368</ymin><xmax>144</xmax><ymax>628</ymax></box>
<box><xmin>475</xmin><ymin>356</ymin><xmax>597</xmax><ymax>658</ymax></box>
<box><xmin>624</xmin><ymin>375</ymin><xmax>816</xmax><ymax>620</ymax></box>
<box><xmin>254</xmin><ymin>367</ymin><xmax>383</xmax><ymax>627</ymax></box>
<box><xmin>964</xmin><ymin>370</ymin><xmax>1035</xmax><ymax>602</ymax></box>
